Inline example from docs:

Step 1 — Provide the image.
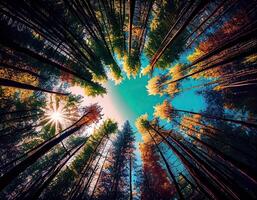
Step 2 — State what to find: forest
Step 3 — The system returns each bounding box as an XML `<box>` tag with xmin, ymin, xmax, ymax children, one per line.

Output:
<box><xmin>0</xmin><ymin>0</ymin><xmax>256</xmax><ymax>199</ymax></box>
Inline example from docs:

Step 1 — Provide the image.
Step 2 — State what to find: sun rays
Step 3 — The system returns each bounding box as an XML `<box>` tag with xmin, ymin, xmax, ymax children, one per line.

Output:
<box><xmin>40</xmin><ymin>95</ymin><xmax>81</xmax><ymax>133</ymax></box>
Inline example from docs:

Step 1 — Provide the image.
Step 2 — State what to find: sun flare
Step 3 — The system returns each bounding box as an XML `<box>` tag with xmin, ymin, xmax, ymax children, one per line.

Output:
<box><xmin>40</xmin><ymin>95</ymin><xmax>81</xmax><ymax>133</ymax></box>
<box><xmin>50</xmin><ymin>111</ymin><xmax>63</xmax><ymax>122</ymax></box>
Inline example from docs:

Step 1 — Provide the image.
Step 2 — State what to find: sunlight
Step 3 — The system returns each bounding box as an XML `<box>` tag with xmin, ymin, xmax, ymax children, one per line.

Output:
<box><xmin>50</xmin><ymin>111</ymin><xmax>63</xmax><ymax>122</ymax></box>
<box><xmin>43</xmin><ymin>106</ymin><xmax>66</xmax><ymax>132</ymax></box>
<box><xmin>40</xmin><ymin>95</ymin><xmax>81</xmax><ymax>132</ymax></box>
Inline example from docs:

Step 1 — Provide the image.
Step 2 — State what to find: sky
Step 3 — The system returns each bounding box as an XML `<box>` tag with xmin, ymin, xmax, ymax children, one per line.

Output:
<box><xmin>70</xmin><ymin>53</ymin><xmax>207</xmax><ymax>143</ymax></box>
<box><xmin>69</xmin><ymin>52</ymin><xmax>208</xmax><ymax>173</ymax></box>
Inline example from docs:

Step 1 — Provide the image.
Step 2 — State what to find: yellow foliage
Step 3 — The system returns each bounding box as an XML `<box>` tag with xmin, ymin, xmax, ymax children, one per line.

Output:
<box><xmin>141</xmin><ymin>65</ymin><xmax>152</xmax><ymax>76</ymax></box>
<box><xmin>169</xmin><ymin>63</ymin><xmax>183</xmax><ymax>80</ymax></box>
<box><xmin>92</xmin><ymin>73</ymin><xmax>108</xmax><ymax>84</ymax></box>
<box><xmin>153</xmin><ymin>100</ymin><xmax>173</xmax><ymax>121</ymax></box>
<box><xmin>180</xmin><ymin>115</ymin><xmax>203</xmax><ymax>139</ymax></box>
<box><xmin>243</xmin><ymin>54</ymin><xmax>257</xmax><ymax>64</ymax></box>
<box><xmin>187</xmin><ymin>48</ymin><xmax>204</xmax><ymax>63</ymax></box>
<box><xmin>123</xmin><ymin>54</ymin><xmax>140</xmax><ymax>78</ymax></box>
<box><xmin>0</xmin><ymin>68</ymin><xmax>39</xmax><ymax>102</ymax></box>
<box><xmin>109</xmin><ymin>69</ymin><xmax>123</xmax><ymax>85</ymax></box>
<box><xmin>164</xmin><ymin>83</ymin><xmax>179</xmax><ymax>98</ymax></box>
<box><xmin>135</xmin><ymin>114</ymin><xmax>151</xmax><ymax>141</ymax></box>
<box><xmin>162</xmin><ymin>64</ymin><xmax>183</xmax><ymax>97</ymax></box>
<box><xmin>150</xmin><ymin>16</ymin><xmax>159</xmax><ymax>31</ymax></box>
<box><xmin>189</xmin><ymin>63</ymin><xmax>222</xmax><ymax>79</ymax></box>
<box><xmin>146</xmin><ymin>76</ymin><xmax>164</xmax><ymax>96</ymax></box>
<box><xmin>213</xmin><ymin>85</ymin><xmax>224</xmax><ymax>91</ymax></box>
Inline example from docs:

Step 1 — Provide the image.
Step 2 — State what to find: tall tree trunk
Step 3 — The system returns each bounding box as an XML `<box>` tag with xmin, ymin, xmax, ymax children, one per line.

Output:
<box><xmin>68</xmin><ymin>134</ymin><xmax>109</xmax><ymax>200</ymax></box>
<box><xmin>147</xmin><ymin>130</ymin><xmax>184</xmax><ymax>200</ymax></box>
<box><xmin>129</xmin><ymin>155</ymin><xmax>133</xmax><ymax>200</ymax></box>
<box><xmin>0</xmin><ymin>112</ymin><xmax>97</xmax><ymax>191</ymax></box>
<box><xmin>171</xmin><ymin>22</ymin><xmax>257</xmax><ymax>80</ymax></box>
<box><xmin>30</xmin><ymin>141</ymin><xmax>87</xmax><ymax>199</ymax></box>
<box><xmin>150</xmin><ymin>124</ymin><xmax>242</xmax><ymax>199</ymax></box>
<box><xmin>128</xmin><ymin>0</ymin><xmax>135</xmax><ymax>56</ymax></box>
<box><xmin>0</xmin><ymin>62</ymin><xmax>45</xmax><ymax>80</ymax></box>
<box><xmin>147</xmin><ymin>123</ymin><xmax>227</xmax><ymax>200</ymax></box>
<box><xmin>0</xmin><ymin>78</ymin><xmax>69</xmax><ymax>96</ymax></box>
<box><xmin>150</xmin><ymin>0</ymin><xmax>210</xmax><ymax>70</ymax></box>
<box><xmin>174</xmin><ymin>119</ymin><xmax>257</xmax><ymax>185</ymax></box>
<box><xmin>78</xmin><ymin>138</ymin><xmax>110</xmax><ymax>199</ymax></box>
<box><xmin>172</xmin><ymin>108</ymin><xmax>257</xmax><ymax>129</ymax></box>
<box><xmin>89</xmin><ymin>148</ymin><xmax>110</xmax><ymax>200</ymax></box>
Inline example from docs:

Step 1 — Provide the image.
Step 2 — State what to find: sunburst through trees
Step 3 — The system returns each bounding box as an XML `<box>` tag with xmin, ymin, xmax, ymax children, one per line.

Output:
<box><xmin>0</xmin><ymin>0</ymin><xmax>257</xmax><ymax>199</ymax></box>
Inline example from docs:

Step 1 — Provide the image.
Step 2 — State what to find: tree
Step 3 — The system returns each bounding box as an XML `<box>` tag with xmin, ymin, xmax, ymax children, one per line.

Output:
<box><xmin>0</xmin><ymin>104</ymin><xmax>102</xmax><ymax>191</ymax></box>
<box><xmin>94</xmin><ymin>121</ymin><xmax>136</xmax><ymax>200</ymax></box>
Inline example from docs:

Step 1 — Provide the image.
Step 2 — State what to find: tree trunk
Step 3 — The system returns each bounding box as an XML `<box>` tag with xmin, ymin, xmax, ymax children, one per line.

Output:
<box><xmin>0</xmin><ymin>113</ymin><xmax>95</xmax><ymax>191</ymax></box>
<box><xmin>0</xmin><ymin>78</ymin><xmax>69</xmax><ymax>96</ymax></box>
<box><xmin>147</xmin><ymin>130</ymin><xmax>184</xmax><ymax>200</ymax></box>
<box><xmin>30</xmin><ymin>141</ymin><xmax>87</xmax><ymax>199</ymax></box>
<box><xmin>173</xmin><ymin>108</ymin><xmax>257</xmax><ymax>129</ymax></box>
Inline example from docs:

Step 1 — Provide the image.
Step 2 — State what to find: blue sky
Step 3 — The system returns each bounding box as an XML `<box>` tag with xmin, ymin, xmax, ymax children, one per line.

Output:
<box><xmin>71</xmin><ymin>52</ymin><xmax>207</xmax><ymax>136</ymax></box>
<box><xmin>109</xmin><ymin>53</ymin><xmax>207</xmax><ymax>127</ymax></box>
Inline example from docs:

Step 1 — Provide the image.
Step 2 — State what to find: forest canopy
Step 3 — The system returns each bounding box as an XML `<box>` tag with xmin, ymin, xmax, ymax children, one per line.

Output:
<box><xmin>0</xmin><ymin>0</ymin><xmax>257</xmax><ymax>199</ymax></box>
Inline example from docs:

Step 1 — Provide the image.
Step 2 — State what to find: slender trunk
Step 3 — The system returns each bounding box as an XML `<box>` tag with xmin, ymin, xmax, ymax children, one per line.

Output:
<box><xmin>0</xmin><ymin>35</ymin><xmax>96</xmax><ymax>86</ymax></box>
<box><xmin>147</xmin><ymin>130</ymin><xmax>184</xmax><ymax>200</ymax></box>
<box><xmin>79</xmin><ymin>138</ymin><xmax>110</xmax><ymax>199</ymax></box>
<box><xmin>18</xmin><ymin>141</ymin><xmax>84</xmax><ymax>199</ymax></box>
<box><xmin>128</xmin><ymin>0</ymin><xmax>135</xmax><ymax>56</ymax></box>
<box><xmin>153</xmin><ymin>125</ymin><xmax>241</xmax><ymax>199</ymax></box>
<box><xmin>183</xmin><ymin>117</ymin><xmax>255</xmax><ymax>158</ymax></box>
<box><xmin>30</xmin><ymin>141</ymin><xmax>87</xmax><ymax>199</ymax></box>
<box><xmin>0</xmin><ymin>109</ymin><xmax>40</xmax><ymax>116</ymax></box>
<box><xmin>0</xmin><ymin>113</ymin><xmax>95</xmax><ymax>191</ymax></box>
<box><xmin>151</xmin><ymin>0</ymin><xmax>194</xmax><ymax>72</ymax></box>
<box><xmin>68</xmin><ymin>134</ymin><xmax>109</xmax><ymax>200</ymax></box>
<box><xmin>150</xmin><ymin>0</ymin><xmax>210</xmax><ymax>70</ymax></box>
<box><xmin>0</xmin><ymin>78</ymin><xmax>69</xmax><ymax>96</ymax></box>
<box><xmin>147</xmin><ymin>123</ymin><xmax>226</xmax><ymax>199</ymax></box>
<box><xmin>0</xmin><ymin>62</ymin><xmax>45</xmax><ymax>79</ymax></box>
<box><xmin>89</xmin><ymin>149</ymin><xmax>110</xmax><ymax>200</ymax></box>
<box><xmin>174</xmin><ymin>119</ymin><xmax>257</xmax><ymax>185</ymax></box>
<box><xmin>171</xmin><ymin>22</ymin><xmax>257</xmax><ymax>80</ymax></box>
<box><xmin>184</xmin><ymin>0</ymin><xmax>227</xmax><ymax>43</ymax></box>
<box><xmin>129</xmin><ymin>155</ymin><xmax>133</xmax><ymax>200</ymax></box>
<box><xmin>173</xmin><ymin>108</ymin><xmax>257</xmax><ymax>129</ymax></box>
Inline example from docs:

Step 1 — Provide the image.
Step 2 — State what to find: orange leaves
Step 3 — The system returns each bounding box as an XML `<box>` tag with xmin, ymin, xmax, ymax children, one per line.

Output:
<box><xmin>76</xmin><ymin>104</ymin><xmax>102</xmax><ymax>127</ymax></box>
<box><xmin>139</xmin><ymin>141</ymin><xmax>176</xmax><ymax>199</ymax></box>
<box><xmin>180</xmin><ymin>115</ymin><xmax>202</xmax><ymax>138</ymax></box>
<box><xmin>221</xmin><ymin>12</ymin><xmax>248</xmax><ymax>35</ymax></box>
<box><xmin>164</xmin><ymin>64</ymin><xmax>183</xmax><ymax>97</ymax></box>
<box><xmin>165</xmin><ymin>83</ymin><xmax>180</xmax><ymax>97</ymax></box>
<box><xmin>146</xmin><ymin>64</ymin><xmax>183</xmax><ymax>97</ymax></box>
<box><xmin>153</xmin><ymin>100</ymin><xmax>173</xmax><ymax>121</ymax></box>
